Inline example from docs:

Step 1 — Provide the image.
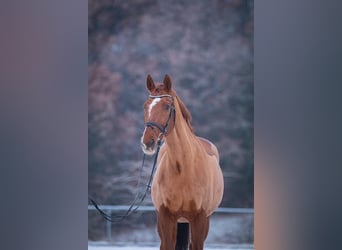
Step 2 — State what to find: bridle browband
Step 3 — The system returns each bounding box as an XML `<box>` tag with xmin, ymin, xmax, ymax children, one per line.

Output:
<box><xmin>144</xmin><ymin>94</ymin><xmax>175</xmax><ymax>138</ymax></box>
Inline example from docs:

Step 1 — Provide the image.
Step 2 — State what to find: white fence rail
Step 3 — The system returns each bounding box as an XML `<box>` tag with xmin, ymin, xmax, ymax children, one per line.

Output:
<box><xmin>88</xmin><ymin>205</ymin><xmax>254</xmax><ymax>242</ymax></box>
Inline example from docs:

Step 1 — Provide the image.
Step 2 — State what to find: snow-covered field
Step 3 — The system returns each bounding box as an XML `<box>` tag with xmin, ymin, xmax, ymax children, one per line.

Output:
<box><xmin>90</xmin><ymin>214</ymin><xmax>253</xmax><ymax>244</ymax></box>
<box><xmin>88</xmin><ymin>242</ymin><xmax>254</xmax><ymax>250</ymax></box>
<box><xmin>89</xmin><ymin>213</ymin><xmax>253</xmax><ymax>249</ymax></box>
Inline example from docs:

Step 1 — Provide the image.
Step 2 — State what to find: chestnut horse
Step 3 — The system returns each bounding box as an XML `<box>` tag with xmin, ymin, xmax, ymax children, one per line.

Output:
<box><xmin>141</xmin><ymin>74</ymin><xmax>224</xmax><ymax>250</ymax></box>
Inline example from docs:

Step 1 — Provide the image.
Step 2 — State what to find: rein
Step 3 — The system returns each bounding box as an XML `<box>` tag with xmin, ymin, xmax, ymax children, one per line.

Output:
<box><xmin>89</xmin><ymin>140</ymin><xmax>162</xmax><ymax>223</ymax></box>
<box><xmin>89</xmin><ymin>95</ymin><xmax>175</xmax><ymax>223</ymax></box>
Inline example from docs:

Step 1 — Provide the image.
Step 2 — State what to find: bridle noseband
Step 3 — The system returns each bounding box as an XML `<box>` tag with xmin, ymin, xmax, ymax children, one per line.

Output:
<box><xmin>144</xmin><ymin>94</ymin><xmax>175</xmax><ymax>139</ymax></box>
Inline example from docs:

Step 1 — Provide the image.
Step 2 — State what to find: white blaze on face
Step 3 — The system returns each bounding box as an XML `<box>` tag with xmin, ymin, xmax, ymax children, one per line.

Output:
<box><xmin>148</xmin><ymin>97</ymin><xmax>161</xmax><ymax>118</ymax></box>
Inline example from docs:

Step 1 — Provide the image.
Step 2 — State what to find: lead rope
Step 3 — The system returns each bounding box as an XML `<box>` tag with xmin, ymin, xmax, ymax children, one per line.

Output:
<box><xmin>89</xmin><ymin>139</ymin><xmax>162</xmax><ymax>223</ymax></box>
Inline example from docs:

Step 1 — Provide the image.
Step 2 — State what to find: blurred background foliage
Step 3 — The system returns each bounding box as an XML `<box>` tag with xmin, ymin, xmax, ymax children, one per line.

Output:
<box><xmin>89</xmin><ymin>0</ymin><xmax>253</xmax><ymax>240</ymax></box>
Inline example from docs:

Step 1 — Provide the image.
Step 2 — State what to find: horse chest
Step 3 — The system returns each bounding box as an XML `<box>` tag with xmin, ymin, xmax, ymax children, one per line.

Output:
<box><xmin>151</xmin><ymin>161</ymin><xmax>210</xmax><ymax>212</ymax></box>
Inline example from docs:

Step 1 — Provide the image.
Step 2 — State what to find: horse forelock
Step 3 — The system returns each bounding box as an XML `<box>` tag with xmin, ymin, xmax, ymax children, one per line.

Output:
<box><xmin>151</xmin><ymin>83</ymin><xmax>168</xmax><ymax>95</ymax></box>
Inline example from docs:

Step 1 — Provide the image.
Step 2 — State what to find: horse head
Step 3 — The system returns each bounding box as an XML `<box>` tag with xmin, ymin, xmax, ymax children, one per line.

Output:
<box><xmin>141</xmin><ymin>74</ymin><xmax>175</xmax><ymax>155</ymax></box>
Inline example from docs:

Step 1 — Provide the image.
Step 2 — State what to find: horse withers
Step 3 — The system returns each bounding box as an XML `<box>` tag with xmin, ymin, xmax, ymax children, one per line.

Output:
<box><xmin>141</xmin><ymin>74</ymin><xmax>224</xmax><ymax>250</ymax></box>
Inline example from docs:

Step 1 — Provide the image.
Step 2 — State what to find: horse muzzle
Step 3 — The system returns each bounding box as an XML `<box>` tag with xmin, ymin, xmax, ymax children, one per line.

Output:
<box><xmin>141</xmin><ymin>141</ymin><xmax>158</xmax><ymax>156</ymax></box>
<box><xmin>141</xmin><ymin>133</ymin><xmax>158</xmax><ymax>155</ymax></box>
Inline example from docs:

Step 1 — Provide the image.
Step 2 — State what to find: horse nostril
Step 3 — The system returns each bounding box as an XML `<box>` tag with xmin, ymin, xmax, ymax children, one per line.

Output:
<box><xmin>147</xmin><ymin>139</ymin><xmax>155</xmax><ymax>148</ymax></box>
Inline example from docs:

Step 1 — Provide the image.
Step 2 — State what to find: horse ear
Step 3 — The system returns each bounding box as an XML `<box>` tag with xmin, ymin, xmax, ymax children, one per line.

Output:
<box><xmin>146</xmin><ymin>74</ymin><xmax>155</xmax><ymax>92</ymax></box>
<box><xmin>163</xmin><ymin>74</ymin><xmax>172</xmax><ymax>91</ymax></box>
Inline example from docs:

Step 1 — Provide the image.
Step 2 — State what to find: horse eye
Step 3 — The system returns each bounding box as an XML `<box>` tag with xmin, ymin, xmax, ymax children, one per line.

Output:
<box><xmin>164</xmin><ymin>104</ymin><xmax>170</xmax><ymax>110</ymax></box>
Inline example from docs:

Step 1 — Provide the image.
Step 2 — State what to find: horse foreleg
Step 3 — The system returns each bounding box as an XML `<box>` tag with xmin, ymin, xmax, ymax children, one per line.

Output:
<box><xmin>189</xmin><ymin>211</ymin><xmax>209</xmax><ymax>250</ymax></box>
<box><xmin>157</xmin><ymin>206</ymin><xmax>177</xmax><ymax>250</ymax></box>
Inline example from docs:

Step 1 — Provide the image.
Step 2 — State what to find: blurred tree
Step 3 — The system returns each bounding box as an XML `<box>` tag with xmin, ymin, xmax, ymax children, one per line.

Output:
<box><xmin>88</xmin><ymin>0</ymin><xmax>253</xmax><ymax>239</ymax></box>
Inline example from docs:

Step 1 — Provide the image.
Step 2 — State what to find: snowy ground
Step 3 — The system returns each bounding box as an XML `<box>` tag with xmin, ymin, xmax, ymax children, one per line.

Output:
<box><xmin>88</xmin><ymin>242</ymin><xmax>254</xmax><ymax>250</ymax></box>
<box><xmin>89</xmin><ymin>213</ymin><xmax>253</xmax><ymax>249</ymax></box>
<box><xmin>90</xmin><ymin>214</ymin><xmax>253</xmax><ymax>244</ymax></box>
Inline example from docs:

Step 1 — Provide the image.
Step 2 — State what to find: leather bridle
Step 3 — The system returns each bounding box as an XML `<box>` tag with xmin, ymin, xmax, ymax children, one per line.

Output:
<box><xmin>144</xmin><ymin>94</ymin><xmax>175</xmax><ymax>140</ymax></box>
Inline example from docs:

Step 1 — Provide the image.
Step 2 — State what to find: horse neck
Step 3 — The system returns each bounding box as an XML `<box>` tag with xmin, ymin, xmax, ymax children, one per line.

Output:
<box><xmin>164</xmin><ymin>99</ymin><xmax>196</xmax><ymax>163</ymax></box>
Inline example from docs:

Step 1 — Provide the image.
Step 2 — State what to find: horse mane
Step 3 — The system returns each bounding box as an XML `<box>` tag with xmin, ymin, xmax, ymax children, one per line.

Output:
<box><xmin>174</xmin><ymin>93</ymin><xmax>194</xmax><ymax>133</ymax></box>
<box><xmin>153</xmin><ymin>84</ymin><xmax>194</xmax><ymax>133</ymax></box>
